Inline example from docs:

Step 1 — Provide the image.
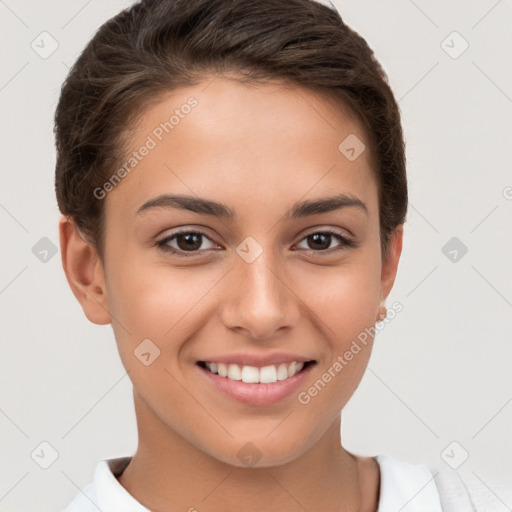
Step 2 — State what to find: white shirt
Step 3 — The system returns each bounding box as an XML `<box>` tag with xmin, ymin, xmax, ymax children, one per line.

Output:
<box><xmin>61</xmin><ymin>454</ymin><xmax>500</xmax><ymax>511</ymax></box>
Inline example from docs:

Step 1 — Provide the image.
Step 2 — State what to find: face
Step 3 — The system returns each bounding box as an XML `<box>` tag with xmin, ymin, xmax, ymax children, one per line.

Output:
<box><xmin>68</xmin><ymin>76</ymin><xmax>402</xmax><ymax>468</ymax></box>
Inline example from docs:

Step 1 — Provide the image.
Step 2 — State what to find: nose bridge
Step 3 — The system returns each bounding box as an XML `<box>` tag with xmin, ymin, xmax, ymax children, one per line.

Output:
<box><xmin>221</xmin><ymin>237</ymin><xmax>299</xmax><ymax>338</ymax></box>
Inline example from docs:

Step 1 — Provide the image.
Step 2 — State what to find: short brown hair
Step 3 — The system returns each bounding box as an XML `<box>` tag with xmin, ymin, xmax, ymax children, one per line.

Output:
<box><xmin>54</xmin><ymin>0</ymin><xmax>407</xmax><ymax>259</ymax></box>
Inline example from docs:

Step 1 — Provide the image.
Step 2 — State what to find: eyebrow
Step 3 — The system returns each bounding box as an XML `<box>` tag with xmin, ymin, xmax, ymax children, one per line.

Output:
<box><xmin>136</xmin><ymin>193</ymin><xmax>368</xmax><ymax>219</ymax></box>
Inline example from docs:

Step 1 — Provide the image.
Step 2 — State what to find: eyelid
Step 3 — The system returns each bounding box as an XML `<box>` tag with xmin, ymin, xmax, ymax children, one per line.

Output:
<box><xmin>299</xmin><ymin>225</ymin><xmax>353</xmax><ymax>241</ymax></box>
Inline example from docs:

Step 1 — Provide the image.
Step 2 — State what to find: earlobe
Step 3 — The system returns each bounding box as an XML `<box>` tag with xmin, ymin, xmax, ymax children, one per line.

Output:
<box><xmin>377</xmin><ymin>226</ymin><xmax>404</xmax><ymax>317</ymax></box>
<box><xmin>58</xmin><ymin>215</ymin><xmax>111</xmax><ymax>325</ymax></box>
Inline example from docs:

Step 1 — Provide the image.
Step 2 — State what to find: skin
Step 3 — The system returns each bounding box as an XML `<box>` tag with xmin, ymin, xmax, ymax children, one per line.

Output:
<box><xmin>59</xmin><ymin>76</ymin><xmax>403</xmax><ymax>512</ymax></box>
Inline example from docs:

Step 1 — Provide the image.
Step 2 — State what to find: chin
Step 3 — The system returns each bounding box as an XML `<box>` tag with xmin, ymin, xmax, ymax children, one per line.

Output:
<box><xmin>202</xmin><ymin>435</ymin><xmax>309</xmax><ymax>469</ymax></box>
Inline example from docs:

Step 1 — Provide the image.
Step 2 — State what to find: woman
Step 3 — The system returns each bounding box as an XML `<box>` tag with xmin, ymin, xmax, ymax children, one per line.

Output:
<box><xmin>56</xmin><ymin>0</ymin><xmax>501</xmax><ymax>510</ymax></box>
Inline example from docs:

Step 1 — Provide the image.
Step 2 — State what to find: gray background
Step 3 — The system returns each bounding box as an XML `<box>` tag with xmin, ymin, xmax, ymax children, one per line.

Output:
<box><xmin>1</xmin><ymin>1</ymin><xmax>511</xmax><ymax>510</ymax></box>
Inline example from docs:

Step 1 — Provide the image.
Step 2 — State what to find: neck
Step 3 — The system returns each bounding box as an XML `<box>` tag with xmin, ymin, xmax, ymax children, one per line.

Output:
<box><xmin>118</xmin><ymin>390</ymin><xmax>379</xmax><ymax>512</ymax></box>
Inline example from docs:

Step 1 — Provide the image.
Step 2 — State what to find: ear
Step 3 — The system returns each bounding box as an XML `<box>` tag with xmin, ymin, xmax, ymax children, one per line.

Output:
<box><xmin>58</xmin><ymin>215</ymin><xmax>111</xmax><ymax>325</ymax></box>
<box><xmin>378</xmin><ymin>225</ymin><xmax>404</xmax><ymax>318</ymax></box>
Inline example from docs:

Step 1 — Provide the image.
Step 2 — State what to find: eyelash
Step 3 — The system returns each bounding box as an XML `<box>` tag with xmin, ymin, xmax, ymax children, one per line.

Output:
<box><xmin>156</xmin><ymin>229</ymin><xmax>357</xmax><ymax>258</ymax></box>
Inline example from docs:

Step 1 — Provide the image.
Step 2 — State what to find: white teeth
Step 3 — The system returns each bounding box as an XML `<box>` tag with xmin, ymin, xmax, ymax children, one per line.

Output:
<box><xmin>276</xmin><ymin>363</ymin><xmax>289</xmax><ymax>381</ymax></box>
<box><xmin>241</xmin><ymin>366</ymin><xmax>259</xmax><ymax>383</ymax></box>
<box><xmin>204</xmin><ymin>361</ymin><xmax>307</xmax><ymax>383</ymax></box>
<box><xmin>217</xmin><ymin>363</ymin><xmax>228</xmax><ymax>377</ymax></box>
<box><xmin>227</xmin><ymin>364</ymin><xmax>242</xmax><ymax>380</ymax></box>
<box><xmin>259</xmin><ymin>365</ymin><xmax>277</xmax><ymax>384</ymax></box>
<box><xmin>288</xmin><ymin>362</ymin><xmax>304</xmax><ymax>377</ymax></box>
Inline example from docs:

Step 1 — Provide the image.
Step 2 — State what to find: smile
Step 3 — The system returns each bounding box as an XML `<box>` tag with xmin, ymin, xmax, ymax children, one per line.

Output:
<box><xmin>197</xmin><ymin>359</ymin><xmax>316</xmax><ymax>406</ymax></box>
<box><xmin>200</xmin><ymin>361</ymin><xmax>309</xmax><ymax>383</ymax></box>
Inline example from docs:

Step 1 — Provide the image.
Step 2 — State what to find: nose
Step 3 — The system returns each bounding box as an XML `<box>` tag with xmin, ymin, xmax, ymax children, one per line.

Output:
<box><xmin>220</xmin><ymin>247</ymin><xmax>301</xmax><ymax>340</ymax></box>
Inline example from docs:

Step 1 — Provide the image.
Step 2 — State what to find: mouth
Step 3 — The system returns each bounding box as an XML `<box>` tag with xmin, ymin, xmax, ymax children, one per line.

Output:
<box><xmin>196</xmin><ymin>358</ymin><xmax>317</xmax><ymax>406</ymax></box>
<box><xmin>197</xmin><ymin>360</ymin><xmax>316</xmax><ymax>384</ymax></box>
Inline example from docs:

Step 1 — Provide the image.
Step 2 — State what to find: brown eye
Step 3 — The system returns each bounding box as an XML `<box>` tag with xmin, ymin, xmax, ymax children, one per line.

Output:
<box><xmin>295</xmin><ymin>230</ymin><xmax>356</xmax><ymax>253</ymax></box>
<box><xmin>157</xmin><ymin>231</ymin><xmax>217</xmax><ymax>256</ymax></box>
<box><xmin>306</xmin><ymin>233</ymin><xmax>333</xmax><ymax>250</ymax></box>
<box><xmin>175</xmin><ymin>232</ymin><xmax>203</xmax><ymax>251</ymax></box>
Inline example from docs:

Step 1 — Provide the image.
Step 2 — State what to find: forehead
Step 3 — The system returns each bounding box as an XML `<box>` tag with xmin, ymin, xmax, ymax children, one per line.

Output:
<box><xmin>105</xmin><ymin>76</ymin><xmax>378</xmax><ymax>222</ymax></box>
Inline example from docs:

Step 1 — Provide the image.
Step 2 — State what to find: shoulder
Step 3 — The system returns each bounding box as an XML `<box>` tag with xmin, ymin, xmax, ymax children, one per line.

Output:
<box><xmin>433</xmin><ymin>464</ymin><xmax>510</xmax><ymax>512</ymax></box>
<box><xmin>61</xmin><ymin>457</ymin><xmax>148</xmax><ymax>512</ymax></box>
<box><xmin>375</xmin><ymin>454</ymin><xmax>442</xmax><ymax>511</ymax></box>
<box><xmin>375</xmin><ymin>454</ymin><xmax>509</xmax><ymax>512</ymax></box>
<box><xmin>61</xmin><ymin>479</ymin><xmax>97</xmax><ymax>512</ymax></box>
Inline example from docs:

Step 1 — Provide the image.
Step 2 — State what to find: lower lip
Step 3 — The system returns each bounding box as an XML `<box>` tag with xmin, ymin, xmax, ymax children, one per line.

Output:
<box><xmin>197</xmin><ymin>363</ymin><xmax>315</xmax><ymax>406</ymax></box>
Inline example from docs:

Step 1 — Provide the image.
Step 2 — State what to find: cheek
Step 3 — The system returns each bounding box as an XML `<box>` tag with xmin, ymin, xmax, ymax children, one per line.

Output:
<box><xmin>292</xmin><ymin>254</ymin><xmax>381</xmax><ymax>397</ymax></box>
<box><xmin>293</xmin><ymin>277</ymin><xmax>379</xmax><ymax>429</ymax></box>
<box><xmin>105</xmin><ymin>255</ymin><xmax>221</xmax><ymax>361</ymax></box>
<box><xmin>298</xmin><ymin>256</ymin><xmax>382</xmax><ymax>339</ymax></box>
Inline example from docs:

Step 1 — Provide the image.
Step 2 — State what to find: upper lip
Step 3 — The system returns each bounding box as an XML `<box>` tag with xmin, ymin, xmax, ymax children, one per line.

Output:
<box><xmin>198</xmin><ymin>352</ymin><xmax>316</xmax><ymax>368</ymax></box>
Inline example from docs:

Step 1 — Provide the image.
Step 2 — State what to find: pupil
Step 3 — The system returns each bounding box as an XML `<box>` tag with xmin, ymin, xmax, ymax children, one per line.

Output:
<box><xmin>177</xmin><ymin>233</ymin><xmax>202</xmax><ymax>251</ymax></box>
<box><xmin>309</xmin><ymin>233</ymin><xmax>331</xmax><ymax>250</ymax></box>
